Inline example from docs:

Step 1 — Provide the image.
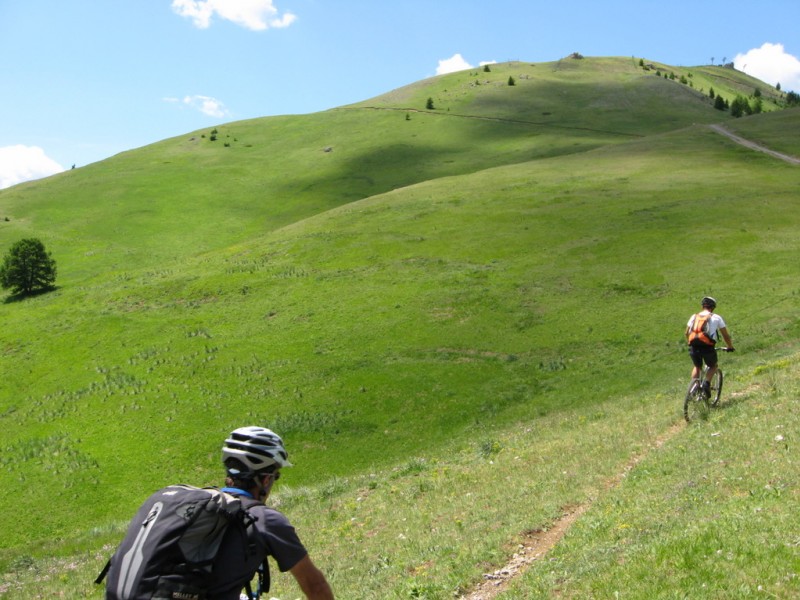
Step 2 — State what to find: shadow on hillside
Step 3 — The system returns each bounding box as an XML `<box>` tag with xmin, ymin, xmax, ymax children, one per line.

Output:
<box><xmin>3</xmin><ymin>286</ymin><xmax>59</xmax><ymax>304</ymax></box>
<box><xmin>325</xmin><ymin>76</ymin><xmax>720</xmax><ymax>199</ymax></box>
<box><xmin>287</xmin><ymin>142</ymin><xmax>474</xmax><ymax>203</ymax></box>
<box><xmin>431</xmin><ymin>75</ymin><xmax>710</xmax><ymax>137</ymax></box>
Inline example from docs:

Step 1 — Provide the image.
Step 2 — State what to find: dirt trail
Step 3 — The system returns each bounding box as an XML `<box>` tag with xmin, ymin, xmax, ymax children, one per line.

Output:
<box><xmin>459</xmin><ymin>422</ymin><xmax>685</xmax><ymax>600</ymax></box>
<box><xmin>709</xmin><ymin>124</ymin><xmax>800</xmax><ymax>165</ymax></box>
<box><xmin>460</xmin><ymin>383</ymin><xmax>760</xmax><ymax>599</ymax></box>
<box><xmin>345</xmin><ymin>106</ymin><xmax>643</xmax><ymax>138</ymax></box>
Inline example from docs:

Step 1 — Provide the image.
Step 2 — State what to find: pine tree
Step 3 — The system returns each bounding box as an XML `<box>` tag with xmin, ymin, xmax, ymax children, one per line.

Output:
<box><xmin>0</xmin><ymin>238</ymin><xmax>57</xmax><ymax>296</ymax></box>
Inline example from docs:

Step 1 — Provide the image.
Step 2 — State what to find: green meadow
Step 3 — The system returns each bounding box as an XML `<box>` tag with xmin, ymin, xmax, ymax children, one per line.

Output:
<box><xmin>0</xmin><ymin>57</ymin><xmax>798</xmax><ymax>598</ymax></box>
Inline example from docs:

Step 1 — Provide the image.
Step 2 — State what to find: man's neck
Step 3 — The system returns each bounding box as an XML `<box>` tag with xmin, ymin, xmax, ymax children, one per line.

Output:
<box><xmin>221</xmin><ymin>486</ymin><xmax>255</xmax><ymax>498</ymax></box>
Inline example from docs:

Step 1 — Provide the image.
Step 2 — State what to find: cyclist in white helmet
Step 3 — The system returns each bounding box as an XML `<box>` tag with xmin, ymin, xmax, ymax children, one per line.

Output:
<box><xmin>210</xmin><ymin>426</ymin><xmax>334</xmax><ymax>600</ymax></box>
<box><xmin>685</xmin><ymin>297</ymin><xmax>734</xmax><ymax>396</ymax></box>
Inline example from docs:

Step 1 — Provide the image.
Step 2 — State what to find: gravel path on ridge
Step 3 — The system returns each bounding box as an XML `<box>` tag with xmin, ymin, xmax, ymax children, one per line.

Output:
<box><xmin>709</xmin><ymin>124</ymin><xmax>800</xmax><ymax>165</ymax></box>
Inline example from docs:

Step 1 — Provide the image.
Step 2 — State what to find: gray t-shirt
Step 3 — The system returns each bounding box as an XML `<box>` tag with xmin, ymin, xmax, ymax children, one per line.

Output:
<box><xmin>207</xmin><ymin>493</ymin><xmax>308</xmax><ymax>599</ymax></box>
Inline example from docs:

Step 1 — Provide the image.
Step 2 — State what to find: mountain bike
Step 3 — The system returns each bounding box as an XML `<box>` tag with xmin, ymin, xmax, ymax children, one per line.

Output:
<box><xmin>684</xmin><ymin>348</ymin><xmax>733</xmax><ymax>423</ymax></box>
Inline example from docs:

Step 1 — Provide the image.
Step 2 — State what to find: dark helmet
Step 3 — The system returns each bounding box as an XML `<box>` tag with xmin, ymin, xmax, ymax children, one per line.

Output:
<box><xmin>222</xmin><ymin>426</ymin><xmax>292</xmax><ymax>477</ymax></box>
<box><xmin>701</xmin><ymin>296</ymin><xmax>717</xmax><ymax>309</ymax></box>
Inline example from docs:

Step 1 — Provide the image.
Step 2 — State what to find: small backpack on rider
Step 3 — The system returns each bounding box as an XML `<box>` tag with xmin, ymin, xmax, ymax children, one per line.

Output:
<box><xmin>687</xmin><ymin>312</ymin><xmax>715</xmax><ymax>346</ymax></box>
<box><xmin>96</xmin><ymin>485</ymin><xmax>267</xmax><ymax>600</ymax></box>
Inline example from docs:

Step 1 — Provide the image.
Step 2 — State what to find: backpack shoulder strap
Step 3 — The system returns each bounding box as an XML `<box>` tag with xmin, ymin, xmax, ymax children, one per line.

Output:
<box><xmin>95</xmin><ymin>559</ymin><xmax>111</xmax><ymax>585</ymax></box>
<box><xmin>242</xmin><ymin>558</ymin><xmax>270</xmax><ymax>600</ymax></box>
<box><xmin>235</xmin><ymin>496</ymin><xmax>270</xmax><ymax>599</ymax></box>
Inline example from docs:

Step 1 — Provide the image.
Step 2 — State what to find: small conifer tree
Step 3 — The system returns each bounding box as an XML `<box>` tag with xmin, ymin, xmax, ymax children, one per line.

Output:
<box><xmin>730</xmin><ymin>95</ymin><xmax>749</xmax><ymax>118</ymax></box>
<box><xmin>0</xmin><ymin>238</ymin><xmax>57</xmax><ymax>296</ymax></box>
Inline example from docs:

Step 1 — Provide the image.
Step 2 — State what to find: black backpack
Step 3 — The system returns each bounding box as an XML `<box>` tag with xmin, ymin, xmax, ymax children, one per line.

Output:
<box><xmin>97</xmin><ymin>485</ymin><xmax>268</xmax><ymax>600</ymax></box>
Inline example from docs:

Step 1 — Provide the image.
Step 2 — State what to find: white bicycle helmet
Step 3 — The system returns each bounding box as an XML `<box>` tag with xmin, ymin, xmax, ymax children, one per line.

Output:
<box><xmin>222</xmin><ymin>426</ymin><xmax>292</xmax><ymax>475</ymax></box>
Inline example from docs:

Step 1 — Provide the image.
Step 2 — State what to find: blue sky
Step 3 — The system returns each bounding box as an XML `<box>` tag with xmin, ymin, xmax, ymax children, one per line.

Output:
<box><xmin>2</xmin><ymin>0</ymin><xmax>799</xmax><ymax>189</ymax></box>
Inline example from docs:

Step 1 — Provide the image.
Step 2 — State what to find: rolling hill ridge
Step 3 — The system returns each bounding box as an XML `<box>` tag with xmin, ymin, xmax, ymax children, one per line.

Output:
<box><xmin>1</xmin><ymin>56</ymin><xmax>798</xmax><ymax>598</ymax></box>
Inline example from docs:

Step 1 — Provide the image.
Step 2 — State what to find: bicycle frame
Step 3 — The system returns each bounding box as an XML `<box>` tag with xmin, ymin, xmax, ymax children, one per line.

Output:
<box><xmin>684</xmin><ymin>347</ymin><xmax>731</xmax><ymax>423</ymax></box>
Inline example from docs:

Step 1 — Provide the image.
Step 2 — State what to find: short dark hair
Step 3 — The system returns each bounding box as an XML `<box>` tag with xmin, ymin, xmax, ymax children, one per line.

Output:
<box><xmin>225</xmin><ymin>457</ymin><xmax>278</xmax><ymax>486</ymax></box>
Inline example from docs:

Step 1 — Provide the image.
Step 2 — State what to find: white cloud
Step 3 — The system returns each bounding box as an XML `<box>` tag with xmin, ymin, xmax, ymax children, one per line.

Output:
<box><xmin>166</xmin><ymin>95</ymin><xmax>231</xmax><ymax>118</ymax></box>
<box><xmin>171</xmin><ymin>0</ymin><xmax>296</xmax><ymax>31</ymax></box>
<box><xmin>436</xmin><ymin>53</ymin><xmax>473</xmax><ymax>75</ymax></box>
<box><xmin>0</xmin><ymin>145</ymin><xmax>65</xmax><ymax>190</ymax></box>
<box><xmin>186</xmin><ymin>95</ymin><xmax>230</xmax><ymax>118</ymax></box>
<box><xmin>734</xmin><ymin>43</ymin><xmax>800</xmax><ymax>92</ymax></box>
<box><xmin>436</xmin><ymin>54</ymin><xmax>498</xmax><ymax>76</ymax></box>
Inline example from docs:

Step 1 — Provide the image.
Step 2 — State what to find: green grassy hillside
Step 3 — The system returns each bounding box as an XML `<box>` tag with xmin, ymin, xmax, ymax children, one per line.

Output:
<box><xmin>0</xmin><ymin>56</ymin><xmax>798</xmax><ymax>597</ymax></box>
<box><xmin>1</xmin><ymin>58</ymin><xmax>776</xmax><ymax>277</ymax></box>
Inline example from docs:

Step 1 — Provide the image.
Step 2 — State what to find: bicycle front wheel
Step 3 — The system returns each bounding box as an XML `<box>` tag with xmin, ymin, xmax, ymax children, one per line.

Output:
<box><xmin>710</xmin><ymin>369</ymin><xmax>724</xmax><ymax>407</ymax></box>
<box><xmin>684</xmin><ymin>379</ymin><xmax>709</xmax><ymax>423</ymax></box>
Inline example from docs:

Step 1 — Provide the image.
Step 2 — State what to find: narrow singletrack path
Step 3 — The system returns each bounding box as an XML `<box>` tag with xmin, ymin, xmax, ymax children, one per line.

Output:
<box><xmin>340</xmin><ymin>106</ymin><xmax>644</xmax><ymax>138</ymax></box>
<box><xmin>459</xmin><ymin>421</ymin><xmax>685</xmax><ymax>600</ymax></box>
<box><xmin>461</xmin><ymin>384</ymin><xmax>762</xmax><ymax>598</ymax></box>
<box><xmin>709</xmin><ymin>124</ymin><xmax>800</xmax><ymax>165</ymax></box>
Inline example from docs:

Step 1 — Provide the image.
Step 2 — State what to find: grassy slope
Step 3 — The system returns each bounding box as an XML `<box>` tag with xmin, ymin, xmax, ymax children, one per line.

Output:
<box><xmin>723</xmin><ymin>106</ymin><xmax>800</xmax><ymax>155</ymax></box>
<box><xmin>502</xmin><ymin>360</ymin><xmax>800</xmax><ymax>600</ymax></box>
<box><xmin>2</xmin><ymin>60</ymin><xmax>771</xmax><ymax>276</ymax></box>
<box><xmin>0</xmin><ymin>57</ymin><xmax>798</xmax><ymax>595</ymax></box>
<box><xmin>4</xmin><ymin>352</ymin><xmax>799</xmax><ymax>598</ymax></box>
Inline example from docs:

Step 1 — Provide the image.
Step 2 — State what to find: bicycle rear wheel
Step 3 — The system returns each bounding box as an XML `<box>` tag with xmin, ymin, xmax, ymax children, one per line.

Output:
<box><xmin>684</xmin><ymin>379</ymin><xmax>709</xmax><ymax>423</ymax></box>
<box><xmin>710</xmin><ymin>369</ymin><xmax>724</xmax><ymax>407</ymax></box>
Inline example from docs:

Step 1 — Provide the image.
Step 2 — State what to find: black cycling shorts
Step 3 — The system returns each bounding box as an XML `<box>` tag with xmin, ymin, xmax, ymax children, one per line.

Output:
<box><xmin>688</xmin><ymin>342</ymin><xmax>717</xmax><ymax>369</ymax></box>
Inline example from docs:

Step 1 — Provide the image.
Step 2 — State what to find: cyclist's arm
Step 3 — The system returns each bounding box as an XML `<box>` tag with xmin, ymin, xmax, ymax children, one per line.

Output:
<box><xmin>290</xmin><ymin>555</ymin><xmax>334</xmax><ymax>599</ymax></box>
<box><xmin>719</xmin><ymin>326</ymin><xmax>734</xmax><ymax>349</ymax></box>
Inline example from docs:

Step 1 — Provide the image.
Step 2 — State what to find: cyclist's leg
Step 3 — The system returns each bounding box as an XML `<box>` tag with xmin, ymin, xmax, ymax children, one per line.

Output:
<box><xmin>697</xmin><ymin>347</ymin><xmax>717</xmax><ymax>396</ymax></box>
<box><xmin>703</xmin><ymin>348</ymin><xmax>719</xmax><ymax>382</ymax></box>
<box><xmin>688</xmin><ymin>345</ymin><xmax>703</xmax><ymax>379</ymax></box>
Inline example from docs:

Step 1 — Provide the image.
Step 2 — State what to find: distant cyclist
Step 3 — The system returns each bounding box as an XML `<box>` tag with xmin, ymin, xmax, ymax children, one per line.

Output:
<box><xmin>685</xmin><ymin>296</ymin><xmax>735</xmax><ymax>396</ymax></box>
